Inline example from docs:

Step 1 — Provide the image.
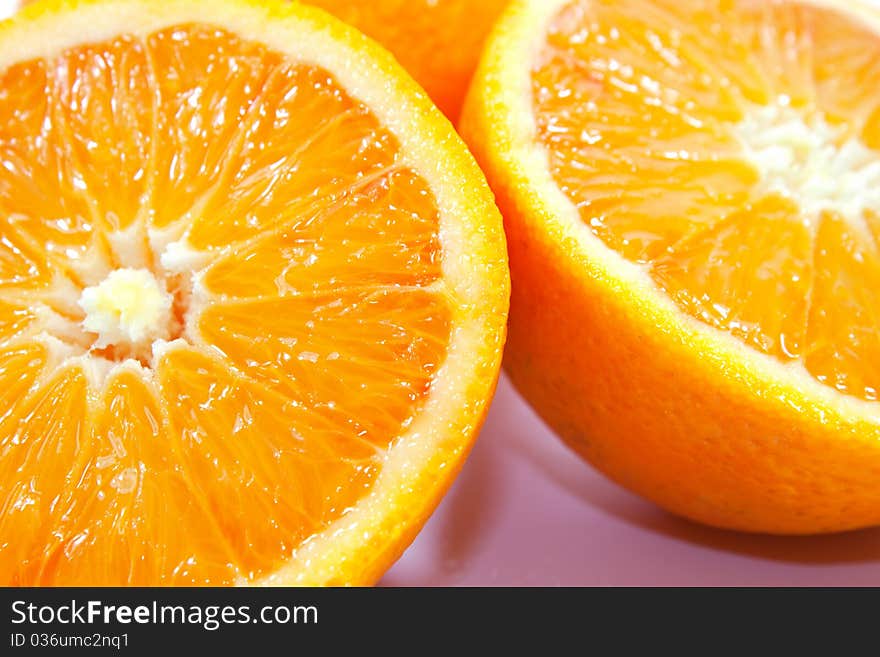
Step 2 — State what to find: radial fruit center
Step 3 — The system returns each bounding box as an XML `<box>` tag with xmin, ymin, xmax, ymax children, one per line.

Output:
<box><xmin>78</xmin><ymin>268</ymin><xmax>175</xmax><ymax>361</ymax></box>
<box><xmin>736</xmin><ymin>99</ymin><xmax>880</xmax><ymax>225</ymax></box>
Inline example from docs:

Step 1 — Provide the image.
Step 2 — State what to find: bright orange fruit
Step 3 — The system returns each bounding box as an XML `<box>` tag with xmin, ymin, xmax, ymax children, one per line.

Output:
<box><xmin>307</xmin><ymin>0</ymin><xmax>508</xmax><ymax>119</ymax></box>
<box><xmin>462</xmin><ymin>0</ymin><xmax>880</xmax><ymax>534</ymax></box>
<box><xmin>0</xmin><ymin>0</ymin><xmax>508</xmax><ymax>585</ymax></box>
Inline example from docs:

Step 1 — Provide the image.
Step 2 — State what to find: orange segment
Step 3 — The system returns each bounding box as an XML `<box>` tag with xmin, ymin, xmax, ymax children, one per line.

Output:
<box><xmin>651</xmin><ymin>195</ymin><xmax>813</xmax><ymax>361</ymax></box>
<box><xmin>0</xmin><ymin>59</ymin><xmax>98</xmax><ymax>279</ymax></box>
<box><xmin>158</xmin><ymin>348</ymin><xmax>381</xmax><ymax>582</ymax></box>
<box><xmin>0</xmin><ymin>0</ymin><xmax>508</xmax><ymax>585</ymax></box>
<box><xmin>0</xmin><ymin>367</ymin><xmax>89</xmax><ymax>585</ymax></box>
<box><xmin>146</xmin><ymin>25</ymin><xmax>280</xmax><ymax>230</ymax></box>
<box><xmin>803</xmin><ymin>214</ymin><xmax>880</xmax><ymax>401</ymax></box>
<box><xmin>809</xmin><ymin>5</ymin><xmax>880</xmax><ymax>125</ymax></box>
<box><xmin>0</xmin><ymin>342</ymin><xmax>48</xmax><ymax>425</ymax></box>
<box><xmin>187</xmin><ymin>63</ymin><xmax>398</xmax><ymax>250</ymax></box>
<box><xmin>0</xmin><ymin>299</ymin><xmax>34</xmax><ymax>342</ymax></box>
<box><xmin>198</xmin><ymin>289</ymin><xmax>450</xmax><ymax>428</ymax></box>
<box><xmin>51</xmin><ymin>36</ymin><xmax>154</xmax><ymax>233</ymax></box>
<box><xmin>202</xmin><ymin>168</ymin><xmax>441</xmax><ymax>298</ymax></box>
<box><xmin>38</xmin><ymin>370</ymin><xmax>239</xmax><ymax>586</ymax></box>
<box><xmin>0</xmin><ymin>226</ymin><xmax>51</xmax><ymax>289</ymax></box>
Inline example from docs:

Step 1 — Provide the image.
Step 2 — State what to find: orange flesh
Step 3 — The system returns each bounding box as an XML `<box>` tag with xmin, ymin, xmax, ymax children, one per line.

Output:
<box><xmin>533</xmin><ymin>0</ymin><xmax>880</xmax><ymax>402</ymax></box>
<box><xmin>0</xmin><ymin>26</ymin><xmax>450</xmax><ymax>585</ymax></box>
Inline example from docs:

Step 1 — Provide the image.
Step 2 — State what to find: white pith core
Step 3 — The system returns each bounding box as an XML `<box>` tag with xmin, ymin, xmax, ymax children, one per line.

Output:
<box><xmin>77</xmin><ymin>267</ymin><xmax>174</xmax><ymax>363</ymax></box>
<box><xmin>16</xmin><ymin>227</ymin><xmax>201</xmax><ymax>388</ymax></box>
<box><xmin>735</xmin><ymin>98</ymin><xmax>880</xmax><ymax>224</ymax></box>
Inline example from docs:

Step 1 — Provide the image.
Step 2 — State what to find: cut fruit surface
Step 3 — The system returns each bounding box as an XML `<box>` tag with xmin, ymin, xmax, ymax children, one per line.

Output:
<box><xmin>461</xmin><ymin>0</ymin><xmax>880</xmax><ymax>533</ymax></box>
<box><xmin>531</xmin><ymin>0</ymin><xmax>880</xmax><ymax>402</ymax></box>
<box><xmin>17</xmin><ymin>0</ymin><xmax>512</xmax><ymax>119</ymax></box>
<box><xmin>0</xmin><ymin>0</ymin><xmax>508</xmax><ymax>585</ymax></box>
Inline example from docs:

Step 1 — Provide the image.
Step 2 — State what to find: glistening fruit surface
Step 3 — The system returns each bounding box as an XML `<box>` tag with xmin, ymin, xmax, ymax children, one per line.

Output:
<box><xmin>0</xmin><ymin>0</ymin><xmax>508</xmax><ymax>584</ymax></box>
<box><xmin>534</xmin><ymin>0</ymin><xmax>880</xmax><ymax>402</ymax></box>
<box><xmin>461</xmin><ymin>0</ymin><xmax>880</xmax><ymax>533</ymax></box>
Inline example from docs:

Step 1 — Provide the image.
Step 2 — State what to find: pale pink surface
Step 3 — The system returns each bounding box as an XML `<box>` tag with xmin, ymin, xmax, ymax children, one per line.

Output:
<box><xmin>382</xmin><ymin>375</ymin><xmax>880</xmax><ymax>586</ymax></box>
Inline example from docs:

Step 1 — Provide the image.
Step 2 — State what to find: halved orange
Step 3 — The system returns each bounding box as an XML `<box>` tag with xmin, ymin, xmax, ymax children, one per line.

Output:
<box><xmin>462</xmin><ymin>0</ymin><xmax>880</xmax><ymax>534</ymax></box>
<box><xmin>306</xmin><ymin>0</ymin><xmax>509</xmax><ymax>120</ymax></box>
<box><xmin>0</xmin><ymin>0</ymin><xmax>508</xmax><ymax>585</ymax></box>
